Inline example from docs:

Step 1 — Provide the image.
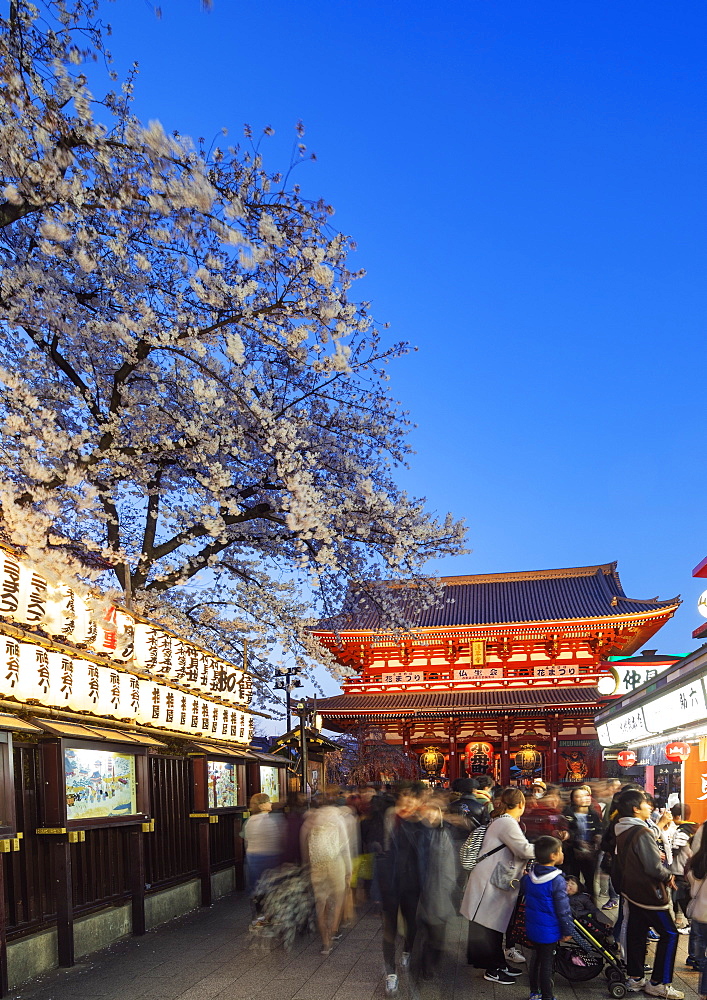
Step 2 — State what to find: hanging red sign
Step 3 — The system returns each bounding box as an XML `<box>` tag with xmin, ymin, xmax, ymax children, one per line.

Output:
<box><xmin>665</xmin><ymin>741</ymin><xmax>691</xmax><ymax>763</ymax></box>
<box><xmin>617</xmin><ymin>750</ymin><xmax>637</xmax><ymax>768</ymax></box>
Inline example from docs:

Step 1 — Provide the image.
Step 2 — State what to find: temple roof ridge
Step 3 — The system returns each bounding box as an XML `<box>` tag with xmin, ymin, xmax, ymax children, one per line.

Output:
<box><xmin>314</xmin><ymin>561</ymin><xmax>680</xmax><ymax>632</ymax></box>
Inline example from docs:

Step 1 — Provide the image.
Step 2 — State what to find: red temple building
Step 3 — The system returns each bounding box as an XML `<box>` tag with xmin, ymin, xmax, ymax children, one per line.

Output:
<box><xmin>312</xmin><ymin>563</ymin><xmax>680</xmax><ymax>786</ymax></box>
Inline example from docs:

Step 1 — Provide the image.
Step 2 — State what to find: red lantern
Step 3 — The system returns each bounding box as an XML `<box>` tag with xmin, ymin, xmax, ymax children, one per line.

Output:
<box><xmin>617</xmin><ymin>750</ymin><xmax>637</xmax><ymax>768</ymax></box>
<box><xmin>465</xmin><ymin>741</ymin><xmax>493</xmax><ymax>775</ymax></box>
<box><xmin>665</xmin><ymin>741</ymin><xmax>691</xmax><ymax>763</ymax></box>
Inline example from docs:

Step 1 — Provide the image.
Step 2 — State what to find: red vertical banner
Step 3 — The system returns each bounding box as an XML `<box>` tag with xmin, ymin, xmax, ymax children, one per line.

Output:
<box><xmin>644</xmin><ymin>764</ymin><xmax>654</xmax><ymax>797</ymax></box>
<box><xmin>682</xmin><ymin>745</ymin><xmax>707</xmax><ymax>824</ymax></box>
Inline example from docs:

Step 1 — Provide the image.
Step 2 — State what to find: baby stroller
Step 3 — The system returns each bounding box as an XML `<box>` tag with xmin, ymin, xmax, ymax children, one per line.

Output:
<box><xmin>249</xmin><ymin>863</ymin><xmax>316</xmax><ymax>950</ymax></box>
<box><xmin>555</xmin><ymin>916</ymin><xmax>629</xmax><ymax>998</ymax></box>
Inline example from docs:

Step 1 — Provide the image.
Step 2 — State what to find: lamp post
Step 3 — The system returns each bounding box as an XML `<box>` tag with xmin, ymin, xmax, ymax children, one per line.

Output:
<box><xmin>273</xmin><ymin>665</ymin><xmax>303</xmax><ymax>732</ymax></box>
<box><xmin>295</xmin><ymin>700</ymin><xmax>323</xmax><ymax>797</ymax></box>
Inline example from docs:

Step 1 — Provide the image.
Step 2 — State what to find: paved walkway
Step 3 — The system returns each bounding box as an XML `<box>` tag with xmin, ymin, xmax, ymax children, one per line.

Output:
<box><xmin>9</xmin><ymin>892</ymin><xmax>702</xmax><ymax>1000</ymax></box>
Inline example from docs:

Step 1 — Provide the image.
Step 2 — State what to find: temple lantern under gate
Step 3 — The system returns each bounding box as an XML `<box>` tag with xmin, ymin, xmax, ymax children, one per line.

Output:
<box><xmin>419</xmin><ymin>747</ymin><xmax>445</xmax><ymax>778</ymax></box>
<box><xmin>514</xmin><ymin>743</ymin><xmax>542</xmax><ymax>779</ymax></box>
<box><xmin>465</xmin><ymin>741</ymin><xmax>493</xmax><ymax>775</ymax></box>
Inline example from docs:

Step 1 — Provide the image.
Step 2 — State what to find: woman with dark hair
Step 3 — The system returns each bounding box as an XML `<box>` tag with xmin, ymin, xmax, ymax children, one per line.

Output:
<box><xmin>685</xmin><ymin>823</ymin><xmax>707</xmax><ymax>998</ymax></box>
<box><xmin>460</xmin><ymin>787</ymin><xmax>535</xmax><ymax>985</ymax></box>
<box><xmin>563</xmin><ymin>786</ymin><xmax>603</xmax><ymax>900</ymax></box>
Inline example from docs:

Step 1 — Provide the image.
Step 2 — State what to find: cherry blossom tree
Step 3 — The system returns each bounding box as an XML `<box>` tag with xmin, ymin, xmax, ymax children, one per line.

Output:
<box><xmin>0</xmin><ymin>0</ymin><xmax>466</xmax><ymax>695</ymax></box>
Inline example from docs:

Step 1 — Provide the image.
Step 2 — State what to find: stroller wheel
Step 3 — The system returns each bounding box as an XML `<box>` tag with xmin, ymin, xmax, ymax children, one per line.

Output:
<box><xmin>609</xmin><ymin>983</ymin><xmax>627</xmax><ymax>998</ymax></box>
<box><xmin>608</xmin><ymin>969</ymin><xmax>625</xmax><ymax>983</ymax></box>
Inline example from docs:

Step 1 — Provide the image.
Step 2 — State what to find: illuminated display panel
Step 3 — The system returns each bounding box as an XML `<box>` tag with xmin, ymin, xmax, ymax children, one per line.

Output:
<box><xmin>207</xmin><ymin>760</ymin><xmax>238</xmax><ymax>809</ymax></box>
<box><xmin>259</xmin><ymin>765</ymin><xmax>279</xmax><ymax>800</ymax></box>
<box><xmin>64</xmin><ymin>747</ymin><xmax>138</xmax><ymax>821</ymax></box>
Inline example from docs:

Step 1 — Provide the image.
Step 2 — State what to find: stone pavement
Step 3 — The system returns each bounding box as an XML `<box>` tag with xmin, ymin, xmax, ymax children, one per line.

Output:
<box><xmin>8</xmin><ymin>891</ymin><xmax>702</xmax><ymax>1000</ymax></box>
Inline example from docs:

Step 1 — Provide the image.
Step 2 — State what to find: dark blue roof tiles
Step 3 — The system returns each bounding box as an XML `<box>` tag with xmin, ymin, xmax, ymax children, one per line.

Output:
<box><xmin>315</xmin><ymin>687</ymin><xmax>602</xmax><ymax>713</ymax></box>
<box><xmin>317</xmin><ymin>563</ymin><xmax>679</xmax><ymax>631</ymax></box>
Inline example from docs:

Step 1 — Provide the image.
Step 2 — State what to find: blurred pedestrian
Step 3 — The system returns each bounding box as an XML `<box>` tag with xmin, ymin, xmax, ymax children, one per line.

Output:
<box><xmin>243</xmin><ymin>793</ymin><xmax>284</xmax><ymax>895</ymax></box>
<box><xmin>378</xmin><ymin>782</ymin><xmax>430</xmax><ymax>995</ymax></box>
<box><xmin>301</xmin><ymin>790</ymin><xmax>352</xmax><ymax>955</ymax></box>
<box><xmin>563</xmin><ymin>786</ymin><xmax>602</xmax><ymax>900</ymax></box>
<box><xmin>412</xmin><ymin>794</ymin><xmax>458</xmax><ymax>981</ymax></box>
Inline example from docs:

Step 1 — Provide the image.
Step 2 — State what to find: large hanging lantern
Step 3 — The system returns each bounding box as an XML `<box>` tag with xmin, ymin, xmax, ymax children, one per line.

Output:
<box><xmin>419</xmin><ymin>747</ymin><xmax>445</xmax><ymax>776</ymax></box>
<box><xmin>514</xmin><ymin>744</ymin><xmax>542</xmax><ymax>776</ymax></box>
<box><xmin>465</xmin><ymin>741</ymin><xmax>493</xmax><ymax>774</ymax></box>
<box><xmin>665</xmin><ymin>741</ymin><xmax>691</xmax><ymax>763</ymax></box>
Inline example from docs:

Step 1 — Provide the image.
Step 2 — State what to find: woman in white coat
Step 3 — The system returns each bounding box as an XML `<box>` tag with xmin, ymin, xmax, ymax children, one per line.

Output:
<box><xmin>460</xmin><ymin>787</ymin><xmax>535</xmax><ymax>984</ymax></box>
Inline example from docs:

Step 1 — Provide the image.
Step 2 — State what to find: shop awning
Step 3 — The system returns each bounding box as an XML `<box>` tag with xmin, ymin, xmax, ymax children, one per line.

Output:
<box><xmin>249</xmin><ymin>750</ymin><xmax>290</xmax><ymax>766</ymax></box>
<box><xmin>29</xmin><ymin>718</ymin><xmax>167</xmax><ymax>746</ymax></box>
<box><xmin>188</xmin><ymin>741</ymin><xmax>257</xmax><ymax>760</ymax></box>
<box><xmin>0</xmin><ymin>713</ymin><xmax>44</xmax><ymax>734</ymax></box>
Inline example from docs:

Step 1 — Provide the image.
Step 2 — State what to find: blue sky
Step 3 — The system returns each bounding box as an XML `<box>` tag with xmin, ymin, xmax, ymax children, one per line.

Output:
<box><xmin>100</xmin><ymin>0</ymin><xmax>706</xmax><ymax>699</ymax></box>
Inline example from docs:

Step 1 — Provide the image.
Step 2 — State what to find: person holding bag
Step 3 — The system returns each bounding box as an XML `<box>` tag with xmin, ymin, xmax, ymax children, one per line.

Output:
<box><xmin>460</xmin><ymin>787</ymin><xmax>535</xmax><ymax>984</ymax></box>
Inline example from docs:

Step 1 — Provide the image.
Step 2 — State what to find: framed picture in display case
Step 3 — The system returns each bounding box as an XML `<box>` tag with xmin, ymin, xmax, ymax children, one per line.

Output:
<box><xmin>190</xmin><ymin>742</ymin><xmax>253</xmax><ymax>812</ymax></box>
<box><xmin>259</xmin><ymin>765</ymin><xmax>280</xmax><ymax>801</ymax></box>
<box><xmin>36</xmin><ymin>720</ymin><xmax>156</xmax><ymax>829</ymax></box>
<box><xmin>207</xmin><ymin>759</ymin><xmax>238</xmax><ymax>810</ymax></box>
<box><xmin>0</xmin><ymin>731</ymin><xmax>16</xmax><ymax>838</ymax></box>
<box><xmin>64</xmin><ymin>746</ymin><xmax>138</xmax><ymax>821</ymax></box>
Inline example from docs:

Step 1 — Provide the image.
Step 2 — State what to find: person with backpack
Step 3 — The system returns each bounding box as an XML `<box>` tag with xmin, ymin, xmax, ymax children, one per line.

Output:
<box><xmin>614</xmin><ymin>789</ymin><xmax>683</xmax><ymax>999</ymax></box>
<box><xmin>667</xmin><ymin>803</ymin><xmax>697</xmax><ymax>931</ymax></box>
<box><xmin>460</xmin><ymin>787</ymin><xmax>535</xmax><ymax>984</ymax></box>
<box><xmin>449</xmin><ymin>777</ymin><xmax>488</xmax><ymax>831</ymax></box>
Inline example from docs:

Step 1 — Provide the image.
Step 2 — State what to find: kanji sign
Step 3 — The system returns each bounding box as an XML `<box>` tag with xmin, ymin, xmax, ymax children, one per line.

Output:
<box><xmin>617</xmin><ymin>750</ymin><xmax>637</xmax><ymax>767</ymax></box>
<box><xmin>0</xmin><ymin>637</ymin><xmax>252</xmax><ymax>744</ymax></box>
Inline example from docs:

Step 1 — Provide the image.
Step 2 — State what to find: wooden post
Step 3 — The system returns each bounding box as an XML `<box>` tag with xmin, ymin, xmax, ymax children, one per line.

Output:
<box><xmin>198</xmin><ymin>819</ymin><xmax>211</xmax><ymax>907</ymax></box>
<box><xmin>129</xmin><ymin>827</ymin><xmax>146</xmax><ymax>936</ymax></box>
<box><xmin>190</xmin><ymin>756</ymin><xmax>212</xmax><ymax>906</ymax></box>
<box><xmin>54</xmin><ymin>835</ymin><xmax>74</xmax><ymax>967</ymax></box>
<box><xmin>234</xmin><ymin>813</ymin><xmax>245</xmax><ymax>890</ymax></box>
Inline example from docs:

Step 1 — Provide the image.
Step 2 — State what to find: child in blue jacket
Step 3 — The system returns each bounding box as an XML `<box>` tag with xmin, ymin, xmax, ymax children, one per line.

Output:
<box><xmin>520</xmin><ymin>835</ymin><xmax>574</xmax><ymax>1000</ymax></box>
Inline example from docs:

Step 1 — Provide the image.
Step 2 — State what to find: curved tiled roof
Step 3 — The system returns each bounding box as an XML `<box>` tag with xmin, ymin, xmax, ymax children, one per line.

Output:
<box><xmin>315</xmin><ymin>687</ymin><xmax>601</xmax><ymax>716</ymax></box>
<box><xmin>315</xmin><ymin>563</ymin><xmax>679</xmax><ymax>632</ymax></box>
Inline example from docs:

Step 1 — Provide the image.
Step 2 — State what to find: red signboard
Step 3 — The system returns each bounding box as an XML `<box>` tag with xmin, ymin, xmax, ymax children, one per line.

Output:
<box><xmin>665</xmin><ymin>741</ymin><xmax>691</xmax><ymax>763</ymax></box>
<box><xmin>617</xmin><ymin>750</ymin><xmax>637</xmax><ymax>768</ymax></box>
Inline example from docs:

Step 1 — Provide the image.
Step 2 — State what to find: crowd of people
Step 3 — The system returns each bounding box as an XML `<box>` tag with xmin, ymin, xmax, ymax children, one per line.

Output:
<box><xmin>240</xmin><ymin>777</ymin><xmax>707</xmax><ymax>1000</ymax></box>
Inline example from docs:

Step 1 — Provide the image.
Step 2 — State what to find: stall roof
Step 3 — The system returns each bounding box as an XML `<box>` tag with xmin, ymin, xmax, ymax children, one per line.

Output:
<box><xmin>249</xmin><ymin>750</ymin><xmax>290</xmax><ymax>766</ymax></box>
<box><xmin>0</xmin><ymin>713</ymin><xmax>44</xmax><ymax>734</ymax></box>
<box><xmin>82</xmin><ymin>726</ymin><xmax>166</xmax><ymax>747</ymax></box>
<box><xmin>29</xmin><ymin>719</ymin><xmax>167</xmax><ymax>746</ymax></box>
<box><xmin>189</xmin><ymin>741</ymin><xmax>257</xmax><ymax>760</ymax></box>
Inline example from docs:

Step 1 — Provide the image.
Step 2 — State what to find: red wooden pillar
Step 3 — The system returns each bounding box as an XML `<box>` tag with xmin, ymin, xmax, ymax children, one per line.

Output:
<box><xmin>401</xmin><ymin>720</ymin><xmax>413</xmax><ymax>760</ymax></box>
<box><xmin>549</xmin><ymin>716</ymin><xmax>559</xmax><ymax>784</ymax></box>
<box><xmin>447</xmin><ymin>719</ymin><xmax>460</xmax><ymax>783</ymax></box>
<box><xmin>500</xmin><ymin>715</ymin><xmax>511</xmax><ymax>785</ymax></box>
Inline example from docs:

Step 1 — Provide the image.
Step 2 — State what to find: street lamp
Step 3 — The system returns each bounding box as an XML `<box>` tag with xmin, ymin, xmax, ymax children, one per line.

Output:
<box><xmin>295</xmin><ymin>700</ymin><xmax>323</xmax><ymax>797</ymax></box>
<box><xmin>273</xmin><ymin>664</ymin><xmax>303</xmax><ymax>732</ymax></box>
